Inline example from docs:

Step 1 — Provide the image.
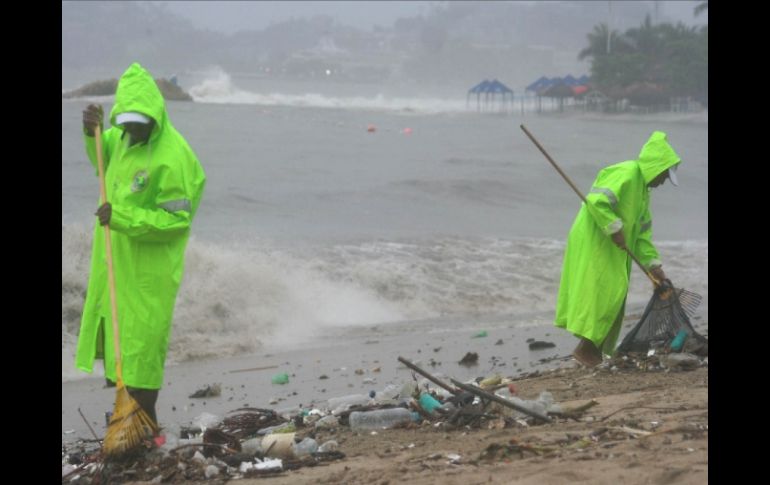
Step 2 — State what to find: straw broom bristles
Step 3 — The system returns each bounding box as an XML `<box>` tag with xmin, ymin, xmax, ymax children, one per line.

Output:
<box><xmin>103</xmin><ymin>382</ymin><xmax>159</xmax><ymax>456</ymax></box>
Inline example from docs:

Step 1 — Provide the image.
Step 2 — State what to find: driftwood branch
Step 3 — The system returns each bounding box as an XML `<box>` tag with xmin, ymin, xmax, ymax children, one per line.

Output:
<box><xmin>549</xmin><ymin>399</ymin><xmax>599</xmax><ymax>420</ymax></box>
<box><xmin>398</xmin><ymin>356</ymin><xmax>459</xmax><ymax>395</ymax></box>
<box><xmin>600</xmin><ymin>405</ymin><xmax>685</xmax><ymax>422</ymax></box>
<box><xmin>229</xmin><ymin>364</ymin><xmax>279</xmax><ymax>374</ymax></box>
<box><xmin>78</xmin><ymin>407</ymin><xmax>101</xmax><ymax>441</ymax></box>
<box><xmin>449</xmin><ymin>378</ymin><xmax>551</xmax><ymax>423</ymax></box>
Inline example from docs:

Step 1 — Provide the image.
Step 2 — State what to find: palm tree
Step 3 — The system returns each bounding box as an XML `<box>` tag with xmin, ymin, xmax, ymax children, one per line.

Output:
<box><xmin>578</xmin><ymin>23</ymin><xmax>628</xmax><ymax>60</ymax></box>
<box><xmin>694</xmin><ymin>1</ymin><xmax>708</xmax><ymax>17</ymax></box>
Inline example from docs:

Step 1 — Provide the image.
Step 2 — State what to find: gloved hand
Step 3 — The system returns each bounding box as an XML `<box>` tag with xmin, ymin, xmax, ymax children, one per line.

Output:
<box><xmin>610</xmin><ymin>230</ymin><xmax>626</xmax><ymax>249</ymax></box>
<box><xmin>650</xmin><ymin>265</ymin><xmax>666</xmax><ymax>283</ymax></box>
<box><xmin>83</xmin><ymin>104</ymin><xmax>103</xmax><ymax>137</ymax></box>
<box><xmin>95</xmin><ymin>202</ymin><xmax>111</xmax><ymax>226</ymax></box>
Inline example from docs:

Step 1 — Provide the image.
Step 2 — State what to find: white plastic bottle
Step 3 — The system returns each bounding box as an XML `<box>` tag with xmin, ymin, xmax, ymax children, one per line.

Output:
<box><xmin>348</xmin><ymin>408</ymin><xmax>414</xmax><ymax>430</ymax></box>
<box><xmin>327</xmin><ymin>394</ymin><xmax>371</xmax><ymax>414</ymax></box>
<box><xmin>291</xmin><ymin>437</ymin><xmax>318</xmax><ymax>457</ymax></box>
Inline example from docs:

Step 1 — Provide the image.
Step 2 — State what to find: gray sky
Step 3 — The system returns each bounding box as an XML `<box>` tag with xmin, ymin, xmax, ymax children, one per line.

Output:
<box><xmin>162</xmin><ymin>1</ymin><xmax>706</xmax><ymax>34</ymax></box>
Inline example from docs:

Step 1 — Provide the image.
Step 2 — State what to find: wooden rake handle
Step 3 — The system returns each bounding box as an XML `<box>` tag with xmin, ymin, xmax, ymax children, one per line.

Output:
<box><xmin>519</xmin><ymin>124</ymin><xmax>661</xmax><ymax>287</ymax></box>
<box><xmin>94</xmin><ymin>125</ymin><xmax>124</xmax><ymax>382</ymax></box>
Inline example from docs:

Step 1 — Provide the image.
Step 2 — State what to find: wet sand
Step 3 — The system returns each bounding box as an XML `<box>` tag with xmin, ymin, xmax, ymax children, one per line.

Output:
<box><xmin>62</xmin><ymin>317</ymin><xmax>576</xmax><ymax>443</ymax></box>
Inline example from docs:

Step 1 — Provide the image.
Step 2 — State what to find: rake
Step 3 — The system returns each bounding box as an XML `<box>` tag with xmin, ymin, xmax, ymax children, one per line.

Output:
<box><xmin>94</xmin><ymin>124</ymin><xmax>158</xmax><ymax>455</ymax></box>
<box><xmin>519</xmin><ymin>125</ymin><xmax>703</xmax><ymax>349</ymax></box>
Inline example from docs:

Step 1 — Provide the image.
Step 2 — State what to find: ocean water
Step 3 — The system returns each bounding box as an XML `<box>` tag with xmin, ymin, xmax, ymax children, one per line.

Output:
<box><xmin>62</xmin><ymin>70</ymin><xmax>708</xmax><ymax>381</ymax></box>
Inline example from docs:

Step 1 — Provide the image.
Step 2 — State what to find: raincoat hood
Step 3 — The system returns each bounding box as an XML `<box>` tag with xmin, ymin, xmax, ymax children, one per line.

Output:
<box><xmin>109</xmin><ymin>63</ymin><xmax>166</xmax><ymax>131</ymax></box>
<box><xmin>637</xmin><ymin>131</ymin><xmax>681</xmax><ymax>184</ymax></box>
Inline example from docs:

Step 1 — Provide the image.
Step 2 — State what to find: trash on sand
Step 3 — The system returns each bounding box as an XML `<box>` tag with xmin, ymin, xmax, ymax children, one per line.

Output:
<box><xmin>271</xmin><ymin>372</ymin><xmax>289</xmax><ymax>384</ymax></box>
<box><xmin>528</xmin><ymin>341</ymin><xmax>556</xmax><ymax>350</ymax></box>
<box><xmin>189</xmin><ymin>383</ymin><xmax>222</xmax><ymax>398</ymax></box>
<box><xmin>459</xmin><ymin>352</ymin><xmax>479</xmax><ymax>366</ymax></box>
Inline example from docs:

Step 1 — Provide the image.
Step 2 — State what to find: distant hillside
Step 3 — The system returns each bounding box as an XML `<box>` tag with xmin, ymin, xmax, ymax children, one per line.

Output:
<box><xmin>63</xmin><ymin>1</ymin><xmax>664</xmax><ymax>90</ymax></box>
<box><xmin>62</xmin><ymin>78</ymin><xmax>193</xmax><ymax>102</ymax></box>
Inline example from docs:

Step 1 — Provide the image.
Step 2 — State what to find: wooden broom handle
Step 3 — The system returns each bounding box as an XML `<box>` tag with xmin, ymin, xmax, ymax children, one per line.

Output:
<box><xmin>520</xmin><ymin>124</ymin><xmax>661</xmax><ymax>287</ymax></box>
<box><xmin>94</xmin><ymin>125</ymin><xmax>124</xmax><ymax>382</ymax></box>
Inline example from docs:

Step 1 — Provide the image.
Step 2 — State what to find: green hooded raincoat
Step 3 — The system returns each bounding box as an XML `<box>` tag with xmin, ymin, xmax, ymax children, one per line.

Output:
<box><xmin>555</xmin><ymin>131</ymin><xmax>680</xmax><ymax>355</ymax></box>
<box><xmin>75</xmin><ymin>63</ymin><xmax>206</xmax><ymax>389</ymax></box>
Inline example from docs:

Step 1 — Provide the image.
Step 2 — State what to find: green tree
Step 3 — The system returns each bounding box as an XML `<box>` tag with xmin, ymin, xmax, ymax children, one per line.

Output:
<box><xmin>580</xmin><ymin>16</ymin><xmax>707</xmax><ymax>102</ymax></box>
<box><xmin>578</xmin><ymin>23</ymin><xmax>629</xmax><ymax>60</ymax></box>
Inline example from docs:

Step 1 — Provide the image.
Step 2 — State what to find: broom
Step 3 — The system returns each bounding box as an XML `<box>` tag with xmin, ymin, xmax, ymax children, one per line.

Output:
<box><xmin>94</xmin><ymin>124</ymin><xmax>159</xmax><ymax>455</ymax></box>
<box><xmin>519</xmin><ymin>124</ymin><xmax>701</xmax><ymax>314</ymax></box>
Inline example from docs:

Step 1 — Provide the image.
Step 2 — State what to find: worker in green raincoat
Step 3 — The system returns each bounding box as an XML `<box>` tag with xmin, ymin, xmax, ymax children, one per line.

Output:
<box><xmin>555</xmin><ymin>131</ymin><xmax>681</xmax><ymax>367</ymax></box>
<box><xmin>75</xmin><ymin>63</ymin><xmax>206</xmax><ymax>425</ymax></box>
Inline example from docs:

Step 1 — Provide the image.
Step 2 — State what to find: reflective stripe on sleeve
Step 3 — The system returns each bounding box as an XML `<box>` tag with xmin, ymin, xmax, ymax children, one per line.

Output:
<box><xmin>158</xmin><ymin>199</ymin><xmax>191</xmax><ymax>213</ymax></box>
<box><xmin>590</xmin><ymin>186</ymin><xmax>618</xmax><ymax>208</ymax></box>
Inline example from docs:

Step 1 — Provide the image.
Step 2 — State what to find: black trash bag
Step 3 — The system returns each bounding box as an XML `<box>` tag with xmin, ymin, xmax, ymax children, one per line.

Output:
<box><xmin>617</xmin><ymin>282</ymin><xmax>707</xmax><ymax>357</ymax></box>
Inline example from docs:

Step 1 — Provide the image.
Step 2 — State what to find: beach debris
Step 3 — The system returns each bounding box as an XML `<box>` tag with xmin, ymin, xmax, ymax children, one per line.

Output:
<box><xmin>271</xmin><ymin>372</ymin><xmax>290</xmax><ymax>384</ymax></box>
<box><xmin>495</xmin><ymin>339</ymin><xmax>504</xmax><ymax>345</ymax></box>
<box><xmin>478</xmin><ymin>440</ymin><xmax>547</xmax><ymax>461</ymax></box>
<box><xmin>398</xmin><ymin>357</ymin><xmax>459</xmax><ymax>395</ymax></box>
<box><xmin>446</xmin><ymin>453</ymin><xmax>462</xmax><ymax>464</ymax></box>
<box><xmin>528</xmin><ymin>340</ymin><xmax>556</xmax><ymax>350</ymax></box>
<box><xmin>659</xmin><ymin>353</ymin><xmax>700</xmax><ymax>370</ymax></box>
<box><xmin>202</xmin><ymin>428</ymin><xmax>242</xmax><ymax>457</ymax></box>
<box><xmin>318</xmin><ymin>440</ymin><xmax>339</xmax><ymax>452</ymax></box>
<box><xmin>189</xmin><ymin>383</ymin><xmax>221</xmax><ymax>398</ymax></box>
<box><xmin>479</xmin><ymin>375</ymin><xmax>502</xmax><ymax>389</ymax></box>
<box><xmin>472</xmin><ymin>330</ymin><xmax>488</xmax><ymax>338</ymax></box>
<box><xmin>450</xmin><ymin>378</ymin><xmax>552</xmax><ymax>423</ymax></box>
<box><xmin>262</xmin><ymin>432</ymin><xmax>297</xmax><ymax>459</ymax></box>
<box><xmin>192</xmin><ymin>412</ymin><xmax>223</xmax><ymax>431</ymax></box>
<box><xmin>228</xmin><ymin>364</ymin><xmax>279</xmax><ymax>374</ymax></box>
<box><xmin>418</xmin><ymin>392</ymin><xmax>443</xmax><ymax>414</ymax></box>
<box><xmin>219</xmin><ymin>408</ymin><xmax>285</xmax><ymax>439</ymax></box>
<box><xmin>550</xmin><ymin>399</ymin><xmax>599</xmax><ymax>421</ymax></box>
<box><xmin>458</xmin><ymin>352</ymin><xmax>479</xmax><ymax>366</ymax></box>
<box><xmin>291</xmin><ymin>437</ymin><xmax>319</xmax><ymax>458</ymax></box>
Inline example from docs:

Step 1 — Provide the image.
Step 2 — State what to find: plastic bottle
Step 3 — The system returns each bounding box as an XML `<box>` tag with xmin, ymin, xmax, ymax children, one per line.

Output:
<box><xmin>314</xmin><ymin>414</ymin><xmax>340</xmax><ymax>430</ymax></box>
<box><xmin>508</xmin><ymin>396</ymin><xmax>547</xmax><ymax>418</ymax></box>
<box><xmin>418</xmin><ymin>393</ymin><xmax>442</xmax><ymax>414</ymax></box>
<box><xmin>398</xmin><ymin>381</ymin><xmax>418</xmax><ymax>400</ymax></box>
<box><xmin>348</xmin><ymin>407</ymin><xmax>414</xmax><ymax>430</ymax></box>
<box><xmin>241</xmin><ymin>437</ymin><xmax>262</xmax><ymax>455</ymax></box>
<box><xmin>291</xmin><ymin>437</ymin><xmax>318</xmax><ymax>458</ymax></box>
<box><xmin>327</xmin><ymin>394</ymin><xmax>371</xmax><ymax>414</ymax></box>
<box><xmin>670</xmin><ymin>330</ymin><xmax>689</xmax><ymax>352</ymax></box>
<box><xmin>373</xmin><ymin>384</ymin><xmax>400</xmax><ymax>404</ymax></box>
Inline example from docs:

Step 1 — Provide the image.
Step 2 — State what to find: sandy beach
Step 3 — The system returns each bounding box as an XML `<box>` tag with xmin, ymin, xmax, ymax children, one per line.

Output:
<box><xmin>227</xmin><ymin>365</ymin><xmax>709</xmax><ymax>485</ymax></box>
<box><xmin>62</xmin><ymin>313</ymin><xmax>708</xmax><ymax>484</ymax></box>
